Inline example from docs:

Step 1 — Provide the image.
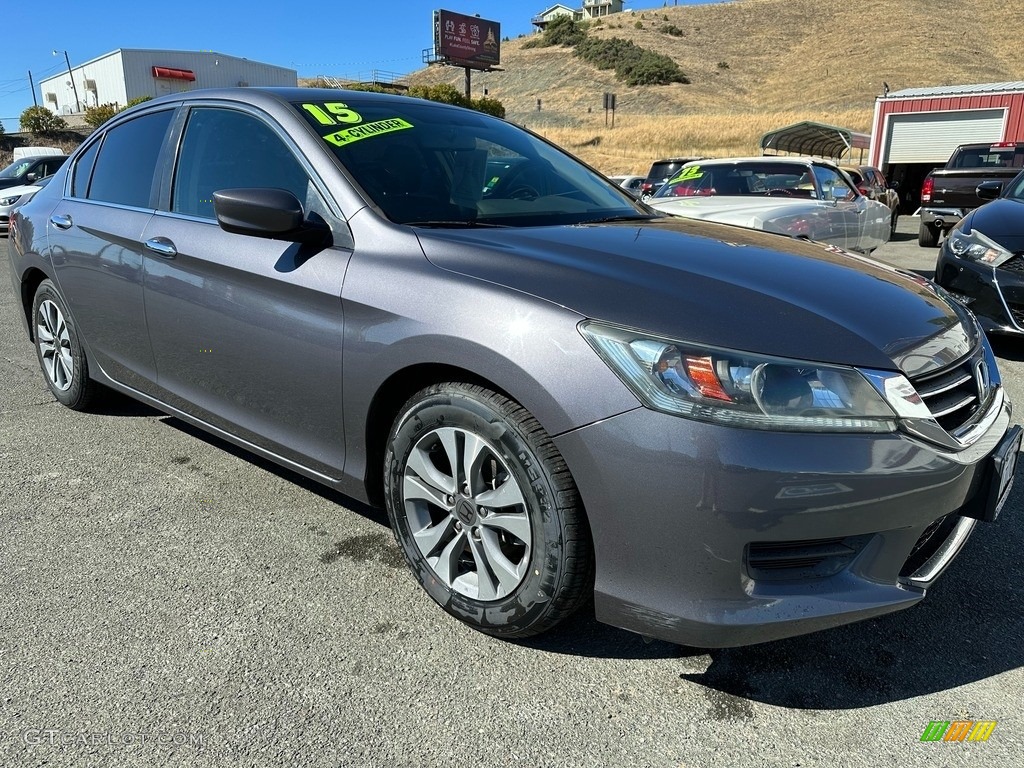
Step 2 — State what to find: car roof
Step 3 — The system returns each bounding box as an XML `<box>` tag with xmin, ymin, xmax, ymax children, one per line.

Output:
<box><xmin>143</xmin><ymin>86</ymin><xmax>458</xmax><ymax>113</ymax></box>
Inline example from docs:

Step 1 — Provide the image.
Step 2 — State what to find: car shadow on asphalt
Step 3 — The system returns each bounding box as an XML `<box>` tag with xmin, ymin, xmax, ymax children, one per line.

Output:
<box><xmin>680</xmin><ymin>478</ymin><xmax>1024</xmax><ymax>708</ymax></box>
<box><xmin>991</xmin><ymin>336</ymin><xmax>1024</xmax><ymax>363</ymax></box>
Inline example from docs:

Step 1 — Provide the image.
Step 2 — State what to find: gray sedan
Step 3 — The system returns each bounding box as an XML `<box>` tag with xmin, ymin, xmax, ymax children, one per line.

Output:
<box><xmin>6</xmin><ymin>88</ymin><xmax>1019</xmax><ymax>648</ymax></box>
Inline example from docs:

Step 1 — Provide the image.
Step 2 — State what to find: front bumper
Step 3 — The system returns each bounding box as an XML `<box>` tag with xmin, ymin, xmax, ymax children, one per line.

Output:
<box><xmin>936</xmin><ymin>245</ymin><xmax>1024</xmax><ymax>335</ymax></box>
<box><xmin>552</xmin><ymin>394</ymin><xmax>1013</xmax><ymax>648</ymax></box>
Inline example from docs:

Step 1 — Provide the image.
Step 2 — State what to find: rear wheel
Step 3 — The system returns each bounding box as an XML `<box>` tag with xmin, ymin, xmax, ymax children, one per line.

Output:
<box><xmin>918</xmin><ymin>221</ymin><xmax>939</xmax><ymax>248</ymax></box>
<box><xmin>384</xmin><ymin>382</ymin><xmax>592</xmax><ymax>638</ymax></box>
<box><xmin>31</xmin><ymin>279</ymin><xmax>98</xmax><ymax>410</ymax></box>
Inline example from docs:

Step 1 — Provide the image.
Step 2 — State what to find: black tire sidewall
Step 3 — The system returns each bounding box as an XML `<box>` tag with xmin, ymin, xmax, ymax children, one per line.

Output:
<box><xmin>385</xmin><ymin>386</ymin><xmax>568</xmax><ymax>637</ymax></box>
<box><xmin>31</xmin><ymin>280</ymin><xmax>90</xmax><ymax>409</ymax></box>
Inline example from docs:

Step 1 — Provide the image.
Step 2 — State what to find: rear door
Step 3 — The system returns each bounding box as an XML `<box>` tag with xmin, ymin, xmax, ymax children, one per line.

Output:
<box><xmin>46</xmin><ymin>108</ymin><xmax>176</xmax><ymax>392</ymax></box>
<box><xmin>140</xmin><ymin>103</ymin><xmax>352</xmax><ymax>477</ymax></box>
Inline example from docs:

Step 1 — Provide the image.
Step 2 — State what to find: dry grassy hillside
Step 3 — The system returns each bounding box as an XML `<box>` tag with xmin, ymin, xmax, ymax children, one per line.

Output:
<box><xmin>404</xmin><ymin>0</ymin><xmax>1024</xmax><ymax>174</ymax></box>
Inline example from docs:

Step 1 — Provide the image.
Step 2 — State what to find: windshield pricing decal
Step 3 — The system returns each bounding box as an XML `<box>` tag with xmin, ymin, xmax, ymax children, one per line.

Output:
<box><xmin>323</xmin><ymin>118</ymin><xmax>414</xmax><ymax>147</ymax></box>
<box><xmin>301</xmin><ymin>102</ymin><xmax>413</xmax><ymax>148</ymax></box>
<box><xmin>669</xmin><ymin>165</ymin><xmax>703</xmax><ymax>184</ymax></box>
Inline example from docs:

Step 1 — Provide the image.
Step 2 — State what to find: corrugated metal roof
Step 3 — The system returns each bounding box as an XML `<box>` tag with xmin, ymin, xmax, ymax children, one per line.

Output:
<box><xmin>886</xmin><ymin>81</ymin><xmax>1024</xmax><ymax>99</ymax></box>
<box><xmin>759</xmin><ymin>121</ymin><xmax>870</xmax><ymax>159</ymax></box>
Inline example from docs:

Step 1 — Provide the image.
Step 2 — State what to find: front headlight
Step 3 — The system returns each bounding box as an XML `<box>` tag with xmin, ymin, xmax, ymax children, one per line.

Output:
<box><xmin>581</xmin><ymin>322</ymin><xmax>899</xmax><ymax>432</ymax></box>
<box><xmin>0</xmin><ymin>194</ymin><xmax>22</xmax><ymax>206</ymax></box>
<box><xmin>947</xmin><ymin>226</ymin><xmax>1014</xmax><ymax>267</ymax></box>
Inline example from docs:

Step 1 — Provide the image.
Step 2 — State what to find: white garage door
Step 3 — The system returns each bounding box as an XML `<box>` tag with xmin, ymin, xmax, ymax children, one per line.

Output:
<box><xmin>885</xmin><ymin>109</ymin><xmax>1006</xmax><ymax>163</ymax></box>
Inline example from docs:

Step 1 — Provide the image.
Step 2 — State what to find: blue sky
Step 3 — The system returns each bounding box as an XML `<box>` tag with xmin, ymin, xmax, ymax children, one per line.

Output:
<box><xmin>0</xmin><ymin>0</ymin><xmax>724</xmax><ymax>132</ymax></box>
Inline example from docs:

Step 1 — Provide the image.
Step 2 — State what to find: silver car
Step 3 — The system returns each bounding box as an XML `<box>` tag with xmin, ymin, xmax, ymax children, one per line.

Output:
<box><xmin>7</xmin><ymin>88</ymin><xmax>1019</xmax><ymax>647</ymax></box>
<box><xmin>647</xmin><ymin>156</ymin><xmax>893</xmax><ymax>253</ymax></box>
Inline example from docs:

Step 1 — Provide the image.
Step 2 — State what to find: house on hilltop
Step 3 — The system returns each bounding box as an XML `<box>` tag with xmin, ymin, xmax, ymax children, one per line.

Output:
<box><xmin>531</xmin><ymin>0</ymin><xmax>623</xmax><ymax>29</ymax></box>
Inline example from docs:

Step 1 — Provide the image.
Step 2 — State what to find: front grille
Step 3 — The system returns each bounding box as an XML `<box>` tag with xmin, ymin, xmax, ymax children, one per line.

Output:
<box><xmin>747</xmin><ymin>535</ymin><xmax>871</xmax><ymax>581</ymax></box>
<box><xmin>910</xmin><ymin>352</ymin><xmax>986</xmax><ymax>433</ymax></box>
<box><xmin>997</xmin><ymin>254</ymin><xmax>1024</xmax><ymax>275</ymax></box>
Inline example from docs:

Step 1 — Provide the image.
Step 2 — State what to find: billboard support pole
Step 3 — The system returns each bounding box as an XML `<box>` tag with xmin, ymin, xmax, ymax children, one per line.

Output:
<box><xmin>465</xmin><ymin>67</ymin><xmax>471</xmax><ymax>102</ymax></box>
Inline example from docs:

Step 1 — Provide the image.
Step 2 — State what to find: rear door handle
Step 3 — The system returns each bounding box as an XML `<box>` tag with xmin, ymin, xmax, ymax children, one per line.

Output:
<box><xmin>145</xmin><ymin>237</ymin><xmax>177</xmax><ymax>259</ymax></box>
<box><xmin>50</xmin><ymin>214</ymin><xmax>72</xmax><ymax>230</ymax></box>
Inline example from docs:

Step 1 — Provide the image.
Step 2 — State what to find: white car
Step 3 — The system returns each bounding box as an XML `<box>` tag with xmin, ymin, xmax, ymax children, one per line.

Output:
<box><xmin>608</xmin><ymin>174</ymin><xmax>645</xmax><ymax>198</ymax></box>
<box><xmin>0</xmin><ymin>176</ymin><xmax>53</xmax><ymax>235</ymax></box>
<box><xmin>646</xmin><ymin>156</ymin><xmax>892</xmax><ymax>253</ymax></box>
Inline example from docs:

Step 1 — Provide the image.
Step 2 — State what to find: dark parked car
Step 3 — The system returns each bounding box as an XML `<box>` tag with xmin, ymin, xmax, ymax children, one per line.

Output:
<box><xmin>639</xmin><ymin>156</ymin><xmax>703</xmax><ymax>199</ymax></box>
<box><xmin>0</xmin><ymin>154</ymin><xmax>67</xmax><ymax>191</ymax></box>
<box><xmin>7</xmin><ymin>88</ymin><xmax>1020</xmax><ymax>648</ymax></box>
<box><xmin>935</xmin><ymin>169</ymin><xmax>1024</xmax><ymax>335</ymax></box>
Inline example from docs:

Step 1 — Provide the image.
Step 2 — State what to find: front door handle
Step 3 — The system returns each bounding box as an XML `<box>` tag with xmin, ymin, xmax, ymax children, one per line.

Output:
<box><xmin>145</xmin><ymin>237</ymin><xmax>177</xmax><ymax>259</ymax></box>
<box><xmin>50</xmin><ymin>214</ymin><xmax>73</xmax><ymax>230</ymax></box>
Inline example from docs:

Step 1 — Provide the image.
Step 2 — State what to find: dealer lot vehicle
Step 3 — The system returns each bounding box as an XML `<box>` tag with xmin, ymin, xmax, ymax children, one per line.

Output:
<box><xmin>919</xmin><ymin>141</ymin><xmax>1024</xmax><ymax>247</ymax></box>
<box><xmin>842</xmin><ymin>164</ymin><xmax>900</xmax><ymax>236</ymax></box>
<box><xmin>0</xmin><ymin>175</ymin><xmax>53</xmax><ymax>234</ymax></box>
<box><xmin>7</xmin><ymin>88</ymin><xmax>1019</xmax><ymax>648</ymax></box>
<box><xmin>935</xmin><ymin>169</ymin><xmax>1024</xmax><ymax>335</ymax></box>
<box><xmin>639</xmin><ymin>157</ymin><xmax>703</xmax><ymax>199</ymax></box>
<box><xmin>609</xmin><ymin>174</ymin><xmax>645</xmax><ymax>198</ymax></box>
<box><xmin>0</xmin><ymin>154</ymin><xmax>67</xmax><ymax>191</ymax></box>
<box><xmin>646</xmin><ymin>156</ymin><xmax>892</xmax><ymax>254</ymax></box>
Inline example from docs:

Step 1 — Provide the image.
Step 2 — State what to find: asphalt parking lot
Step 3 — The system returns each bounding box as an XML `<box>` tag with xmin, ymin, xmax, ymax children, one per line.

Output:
<box><xmin>2</xmin><ymin>217</ymin><xmax>1022</xmax><ymax>768</ymax></box>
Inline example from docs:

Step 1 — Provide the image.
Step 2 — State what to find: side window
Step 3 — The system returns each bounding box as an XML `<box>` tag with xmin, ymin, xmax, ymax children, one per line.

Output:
<box><xmin>43</xmin><ymin>157</ymin><xmax>67</xmax><ymax>177</ymax></box>
<box><xmin>88</xmin><ymin>110</ymin><xmax>174</xmax><ymax>208</ymax></box>
<box><xmin>71</xmin><ymin>141</ymin><xmax>100</xmax><ymax>198</ymax></box>
<box><xmin>813</xmin><ymin>166</ymin><xmax>856</xmax><ymax>201</ymax></box>
<box><xmin>172</xmin><ymin>108</ymin><xmax>312</xmax><ymax>220</ymax></box>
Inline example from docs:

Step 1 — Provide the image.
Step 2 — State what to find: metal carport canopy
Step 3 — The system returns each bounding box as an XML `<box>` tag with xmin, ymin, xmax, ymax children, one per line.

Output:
<box><xmin>759</xmin><ymin>121</ymin><xmax>870</xmax><ymax>159</ymax></box>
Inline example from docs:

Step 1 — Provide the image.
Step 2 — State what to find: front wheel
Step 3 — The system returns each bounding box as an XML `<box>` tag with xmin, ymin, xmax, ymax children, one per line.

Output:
<box><xmin>384</xmin><ymin>383</ymin><xmax>593</xmax><ymax>638</ymax></box>
<box><xmin>31</xmin><ymin>279</ymin><xmax>99</xmax><ymax>410</ymax></box>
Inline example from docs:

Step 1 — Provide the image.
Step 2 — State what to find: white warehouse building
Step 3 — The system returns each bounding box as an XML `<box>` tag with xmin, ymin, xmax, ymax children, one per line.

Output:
<box><xmin>39</xmin><ymin>49</ymin><xmax>298</xmax><ymax>115</ymax></box>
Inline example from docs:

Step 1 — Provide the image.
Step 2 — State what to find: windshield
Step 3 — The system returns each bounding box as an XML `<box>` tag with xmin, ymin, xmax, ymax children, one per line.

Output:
<box><xmin>0</xmin><ymin>160</ymin><xmax>33</xmax><ymax>180</ymax></box>
<box><xmin>292</xmin><ymin>96</ymin><xmax>645</xmax><ymax>226</ymax></box>
<box><xmin>952</xmin><ymin>145</ymin><xmax>1024</xmax><ymax>169</ymax></box>
<box><xmin>1003</xmin><ymin>172</ymin><xmax>1024</xmax><ymax>201</ymax></box>
<box><xmin>652</xmin><ymin>161</ymin><xmax>819</xmax><ymax>199</ymax></box>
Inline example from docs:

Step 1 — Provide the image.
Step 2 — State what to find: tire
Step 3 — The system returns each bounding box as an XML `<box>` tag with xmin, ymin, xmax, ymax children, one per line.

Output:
<box><xmin>31</xmin><ymin>279</ymin><xmax>98</xmax><ymax>410</ymax></box>
<box><xmin>384</xmin><ymin>382</ymin><xmax>593</xmax><ymax>639</ymax></box>
<box><xmin>918</xmin><ymin>221</ymin><xmax>939</xmax><ymax>248</ymax></box>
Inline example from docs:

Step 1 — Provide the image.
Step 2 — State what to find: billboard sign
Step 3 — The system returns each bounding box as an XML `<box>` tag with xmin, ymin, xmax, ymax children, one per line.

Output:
<box><xmin>434</xmin><ymin>9</ymin><xmax>501</xmax><ymax>69</ymax></box>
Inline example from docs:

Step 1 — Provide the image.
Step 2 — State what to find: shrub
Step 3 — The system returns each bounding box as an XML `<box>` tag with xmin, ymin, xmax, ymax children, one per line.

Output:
<box><xmin>660</xmin><ymin>24</ymin><xmax>684</xmax><ymax>37</ymax></box>
<box><xmin>575</xmin><ymin>37</ymin><xmax>690</xmax><ymax>86</ymax></box>
<box><xmin>472</xmin><ymin>97</ymin><xmax>506</xmax><ymax>118</ymax></box>
<box><xmin>84</xmin><ymin>103</ymin><xmax>119</xmax><ymax>128</ymax></box>
<box><xmin>408</xmin><ymin>83</ymin><xmax>468</xmax><ymax>107</ymax></box>
<box><xmin>635</xmin><ymin>21</ymin><xmax>644</xmax><ymax>29</ymax></box>
<box><xmin>0</xmin><ymin>119</ymin><xmax>4</xmax><ymax>136</ymax></box>
<box><xmin>717</xmin><ymin>61</ymin><xmax>730</xmax><ymax>69</ymax></box>
<box><xmin>125</xmin><ymin>96</ymin><xmax>153</xmax><ymax>108</ymax></box>
<box><xmin>20</xmin><ymin>106</ymin><xmax>67</xmax><ymax>136</ymax></box>
<box><xmin>525</xmin><ymin>15</ymin><xmax>587</xmax><ymax>48</ymax></box>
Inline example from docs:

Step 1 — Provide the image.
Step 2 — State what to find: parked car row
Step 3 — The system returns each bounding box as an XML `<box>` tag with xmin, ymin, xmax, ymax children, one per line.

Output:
<box><xmin>7</xmin><ymin>87</ymin><xmax>1018</xmax><ymax>651</ymax></box>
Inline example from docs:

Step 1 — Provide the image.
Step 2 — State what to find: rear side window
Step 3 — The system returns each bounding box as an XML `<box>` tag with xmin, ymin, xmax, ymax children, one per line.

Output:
<box><xmin>88</xmin><ymin>110</ymin><xmax>174</xmax><ymax>208</ymax></box>
<box><xmin>71</xmin><ymin>141</ymin><xmax>100</xmax><ymax>198</ymax></box>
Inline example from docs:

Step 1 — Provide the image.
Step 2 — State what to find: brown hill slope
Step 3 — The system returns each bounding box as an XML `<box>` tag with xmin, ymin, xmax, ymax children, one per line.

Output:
<box><xmin>404</xmin><ymin>0</ymin><xmax>1024</xmax><ymax>173</ymax></box>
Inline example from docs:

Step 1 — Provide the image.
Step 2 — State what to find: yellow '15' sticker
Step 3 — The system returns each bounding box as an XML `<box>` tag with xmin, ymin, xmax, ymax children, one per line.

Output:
<box><xmin>301</xmin><ymin>102</ymin><xmax>414</xmax><ymax>147</ymax></box>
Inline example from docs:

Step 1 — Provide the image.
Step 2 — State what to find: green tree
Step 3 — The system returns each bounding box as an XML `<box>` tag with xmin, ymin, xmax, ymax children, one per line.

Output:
<box><xmin>20</xmin><ymin>106</ymin><xmax>67</xmax><ymax>136</ymax></box>
<box><xmin>84</xmin><ymin>103</ymin><xmax>118</xmax><ymax>128</ymax></box>
<box><xmin>472</xmin><ymin>97</ymin><xmax>506</xmax><ymax>119</ymax></box>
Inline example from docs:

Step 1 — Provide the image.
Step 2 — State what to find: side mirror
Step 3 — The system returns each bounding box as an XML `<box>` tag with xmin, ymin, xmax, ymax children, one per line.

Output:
<box><xmin>213</xmin><ymin>188</ymin><xmax>331</xmax><ymax>245</ymax></box>
<box><xmin>976</xmin><ymin>180</ymin><xmax>1003</xmax><ymax>201</ymax></box>
<box><xmin>25</xmin><ymin>172</ymin><xmax>37</xmax><ymax>182</ymax></box>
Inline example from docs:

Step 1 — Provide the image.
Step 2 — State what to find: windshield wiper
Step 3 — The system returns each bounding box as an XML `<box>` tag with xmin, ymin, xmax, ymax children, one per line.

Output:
<box><xmin>580</xmin><ymin>214</ymin><xmax>662</xmax><ymax>225</ymax></box>
<box><xmin>406</xmin><ymin>220</ymin><xmax>509</xmax><ymax>229</ymax></box>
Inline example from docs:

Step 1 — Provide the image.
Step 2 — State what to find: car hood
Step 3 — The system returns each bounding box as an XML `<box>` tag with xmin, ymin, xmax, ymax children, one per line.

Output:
<box><xmin>416</xmin><ymin>217</ymin><xmax>971</xmax><ymax>374</ymax></box>
<box><xmin>647</xmin><ymin>196</ymin><xmax>822</xmax><ymax>224</ymax></box>
<box><xmin>963</xmin><ymin>198</ymin><xmax>1024</xmax><ymax>252</ymax></box>
<box><xmin>0</xmin><ymin>181</ymin><xmax>42</xmax><ymax>198</ymax></box>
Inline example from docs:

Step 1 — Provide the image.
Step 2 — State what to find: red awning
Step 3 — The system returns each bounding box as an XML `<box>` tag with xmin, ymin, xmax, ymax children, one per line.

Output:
<box><xmin>151</xmin><ymin>66</ymin><xmax>196</xmax><ymax>81</ymax></box>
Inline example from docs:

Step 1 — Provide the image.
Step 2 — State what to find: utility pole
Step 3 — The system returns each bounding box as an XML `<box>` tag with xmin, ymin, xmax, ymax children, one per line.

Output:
<box><xmin>27</xmin><ymin>71</ymin><xmax>37</xmax><ymax>107</ymax></box>
<box><xmin>54</xmin><ymin>50</ymin><xmax>80</xmax><ymax>113</ymax></box>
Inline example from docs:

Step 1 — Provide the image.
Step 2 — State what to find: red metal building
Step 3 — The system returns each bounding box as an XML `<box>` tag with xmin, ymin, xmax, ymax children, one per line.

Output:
<box><xmin>868</xmin><ymin>81</ymin><xmax>1024</xmax><ymax>210</ymax></box>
